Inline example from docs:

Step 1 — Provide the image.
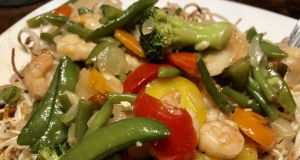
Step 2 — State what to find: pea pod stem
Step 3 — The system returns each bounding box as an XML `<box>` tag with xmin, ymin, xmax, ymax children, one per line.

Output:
<box><xmin>196</xmin><ymin>57</ymin><xmax>233</xmax><ymax>114</ymax></box>
<box><xmin>221</xmin><ymin>86</ymin><xmax>263</xmax><ymax>114</ymax></box>
<box><xmin>85</xmin><ymin>0</ymin><xmax>158</xmax><ymax>42</ymax></box>
<box><xmin>63</xmin><ymin>118</ymin><xmax>170</xmax><ymax>160</ymax></box>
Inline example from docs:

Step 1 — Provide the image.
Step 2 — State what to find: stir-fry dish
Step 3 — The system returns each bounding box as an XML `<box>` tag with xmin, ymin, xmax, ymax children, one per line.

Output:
<box><xmin>1</xmin><ymin>0</ymin><xmax>300</xmax><ymax>159</ymax></box>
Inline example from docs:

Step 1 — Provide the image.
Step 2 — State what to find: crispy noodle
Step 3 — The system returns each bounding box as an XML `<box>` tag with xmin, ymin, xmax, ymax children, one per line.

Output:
<box><xmin>1</xmin><ymin>0</ymin><xmax>300</xmax><ymax>159</ymax></box>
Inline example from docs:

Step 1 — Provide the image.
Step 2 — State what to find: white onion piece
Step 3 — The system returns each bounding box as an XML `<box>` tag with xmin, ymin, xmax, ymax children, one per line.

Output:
<box><xmin>75</xmin><ymin>68</ymin><xmax>94</xmax><ymax>99</ymax></box>
<box><xmin>271</xmin><ymin>117</ymin><xmax>296</xmax><ymax>138</ymax></box>
<box><xmin>248</xmin><ymin>34</ymin><xmax>264</xmax><ymax>66</ymax></box>
<box><xmin>142</xmin><ymin>18</ymin><xmax>155</xmax><ymax>35</ymax></box>
<box><xmin>96</xmin><ymin>45</ymin><xmax>129</xmax><ymax>75</ymax></box>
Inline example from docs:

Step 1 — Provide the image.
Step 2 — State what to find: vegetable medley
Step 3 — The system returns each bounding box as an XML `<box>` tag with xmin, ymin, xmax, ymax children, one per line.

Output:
<box><xmin>1</xmin><ymin>0</ymin><xmax>300</xmax><ymax>159</ymax></box>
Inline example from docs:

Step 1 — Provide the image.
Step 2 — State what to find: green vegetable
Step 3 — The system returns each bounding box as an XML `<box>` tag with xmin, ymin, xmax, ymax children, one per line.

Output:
<box><xmin>158</xmin><ymin>66</ymin><xmax>182</xmax><ymax>78</ymax></box>
<box><xmin>99</xmin><ymin>5</ymin><xmax>124</xmax><ymax>24</ymax></box>
<box><xmin>221</xmin><ymin>86</ymin><xmax>263</xmax><ymax>114</ymax></box>
<box><xmin>107</xmin><ymin>93</ymin><xmax>137</xmax><ymax>104</ymax></box>
<box><xmin>62</xmin><ymin>104</ymin><xmax>77</xmax><ymax>126</ymax></box>
<box><xmin>266</xmin><ymin>67</ymin><xmax>296</xmax><ymax>113</ymax></box>
<box><xmin>17</xmin><ymin>56</ymin><xmax>79</xmax><ymax>154</ymax></box>
<box><xmin>78</xmin><ymin>7</ymin><xmax>93</xmax><ymax>15</ymax></box>
<box><xmin>252</xmin><ymin>66</ymin><xmax>276</xmax><ymax>102</ymax></box>
<box><xmin>26</xmin><ymin>0</ymin><xmax>78</xmax><ymax>28</ymax></box>
<box><xmin>226</xmin><ymin>60</ymin><xmax>250</xmax><ymax>92</ymax></box>
<box><xmin>139</xmin><ymin>6</ymin><xmax>233</xmax><ymax>62</ymax></box>
<box><xmin>36</xmin><ymin>142</ymin><xmax>70</xmax><ymax>160</ymax></box>
<box><xmin>66</xmin><ymin>25</ymin><xmax>93</xmax><ymax>39</ymax></box>
<box><xmin>75</xmin><ymin>99</ymin><xmax>94</xmax><ymax>142</ymax></box>
<box><xmin>86</xmin><ymin>37</ymin><xmax>121</xmax><ymax>64</ymax></box>
<box><xmin>197</xmin><ymin>56</ymin><xmax>233</xmax><ymax>114</ymax></box>
<box><xmin>247</xmin><ymin>85</ymin><xmax>278</xmax><ymax>119</ymax></box>
<box><xmin>58</xmin><ymin>94</ymin><xmax>72</xmax><ymax>112</ymax></box>
<box><xmin>85</xmin><ymin>0</ymin><xmax>158</xmax><ymax>42</ymax></box>
<box><xmin>40</xmin><ymin>33</ymin><xmax>56</xmax><ymax>44</ymax></box>
<box><xmin>84</xmin><ymin>99</ymin><xmax>113</xmax><ymax>137</ymax></box>
<box><xmin>0</xmin><ymin>86</ymin><xmax>21</xmax><ymax>104</ymax></box>
<box><xmin>62</xmin><ymin>118</ymin><xmax>170</xmax><ymax>160</ymax></box>
<box><xmin>43</xmin><ymin>15</ymin><xmax>75</xmax><ymax>27</ymax></box>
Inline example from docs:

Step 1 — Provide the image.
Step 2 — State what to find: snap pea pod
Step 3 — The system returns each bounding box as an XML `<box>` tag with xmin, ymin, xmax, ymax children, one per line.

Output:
<box><xmin>86</xmin><ymin>37</ymin><xmax>121</xmax><ymax>64</ymax></box>
<box><xmin>85</xmin><ymin>0</ymin><xmax>158</xmax><ymax>42</ymax></box>
<box><xmin>62</xmin><ymin>118</ymin><xmax>170</xmax><ymax>160</ymax></box>
<box><xmin>197</xmin><ymin>56</ymin><xmax>233</xmax><ymax>114</ymax></box>
<box><xmin>247</xmin><ymin>85</ymin><xmax>278</xmax><ymax>119</ymax></box>
<box><xmin>84</xmin><ymin>99</ymin><xmax>113</xmax><ymax>137</ymax></box>
<box><xmin>26</xmin><ymin>0</ymin><xmax>78</xmax><ymax>28</ymax></box>
<box><xmin>43</xmin><ymin>15</ymin><xmax>75</xmax><ymax>27</ymax></box>
<box><xmin>252</xmin><ymin>66</ymin><xmax>277</xmax><ymax>102</ymax></box>
<box><xmin>266</xmin><ymin>67</ymin><xmax>296</xmax><ymax>113</ymax></box>
<box><xmin>226</xmin><ymin>60</ymin><xmax>250</xmax><ymax>92</ymax></box>
<box><xmin>107</xmin><ymin>93</ymin><xmax>137</xmax><ymax>104</ymax></box>
<box><xmin>66</xmin><ymin>25</ymin><xmax>93</xmax><ymax>39</ymax></box>
<box><xmin>158</xmin><ymin>66</ymin><xmax>182</xmax><ymax>78</ymax></box>
<box><xmin>0</xmin><ymin>86</ymin><xmax>21</xmax><ymax>104</ymax></box>
<box><xmin>17</xmin><ymin>56</ymin><xmax>79</xmax><ymax>153</ymax></box>
<box><xmin>221</xmin><ymin>86</ymin><xmax>263</xmax><ymax>114</ymax></box>
<box><xmin>78</xmin><ymin>7</ymin><xmax>93</xmax><ymax>15</ymax></box>
<box><xmin>99</xmin><ymin>5</ymin><xmax>124</xmax><ymax>24</ymax></box>
<box><xmin>40</xmin><ymin>32</ymin><xmax>56</xmax><ymax>44</ymax></box>
<box><xmin>75</xmin><ymin>99</ymin><xmax>94</xmax><ymax>142</ymax></box>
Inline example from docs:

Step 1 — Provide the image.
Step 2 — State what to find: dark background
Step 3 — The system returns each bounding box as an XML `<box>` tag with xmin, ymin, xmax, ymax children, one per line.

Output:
<box><xmin>0</xmin><ymin>0</ymin><xmax>299</xmax><ymax>34</ymax></box>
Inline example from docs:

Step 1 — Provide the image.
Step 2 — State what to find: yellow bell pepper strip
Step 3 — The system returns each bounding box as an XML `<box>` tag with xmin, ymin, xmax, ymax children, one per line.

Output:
<box><xmin>234</xmin><ymin>136</ymin><xmax>258</xmax><ymax>160</ymax></box>
<box><xmin>145</xmin><ymin>76</ymin><xmax>206</xmax><ymax>126</ymax></box>
<box><xmin>114</xmin><ymin>29</ymin><xmax>145</xmax><ymax>57</ymax></box>
<box><xmin>232</xmin><ymin>108</ymin><xmax>277</xmax><ymax>150</ymax></box>
<box><xmin>88</xmin><ymin>69</ymin><xmax>114</xmax><ymax>95</ymax></box>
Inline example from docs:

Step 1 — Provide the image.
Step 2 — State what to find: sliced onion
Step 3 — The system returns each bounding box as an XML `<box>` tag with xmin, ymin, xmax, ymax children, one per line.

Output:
<box><xmin>248</xmin><ymin>34</ymin><xmax>265</xmax><ymax>66</ymax></box>
<box><xmin>271</xmin><ymin>117</ymin><xmax>296</xmax><ymax>138</ymax></box>
<box><xmin>96</xmin><ymin>45</ymin><xmax>129</xmax><ymax>75</ymax></box>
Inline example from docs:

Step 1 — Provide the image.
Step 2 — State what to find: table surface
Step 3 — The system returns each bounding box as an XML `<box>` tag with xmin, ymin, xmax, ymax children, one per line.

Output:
<box><xmin>0</xmin><ymin>0</ymin><xmax>299</xmax><ymax>34</ymax></box>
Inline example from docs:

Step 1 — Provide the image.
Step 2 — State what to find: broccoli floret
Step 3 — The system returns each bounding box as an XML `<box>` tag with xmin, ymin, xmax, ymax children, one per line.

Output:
<box><xmin>139</xmin><ymin>6</ymin><xmax>234</xmax><ymax>62</ymax></box>
<box><xmin>36</xmin><ymin>143</ymin><xmax>70</xmax><ymax>160</ymax></box>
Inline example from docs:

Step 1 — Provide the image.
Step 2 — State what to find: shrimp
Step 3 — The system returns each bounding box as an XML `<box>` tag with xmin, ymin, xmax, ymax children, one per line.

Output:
<box><xmin>70</xmin><ymin>13</ymin><xmax>103</xmax><ymax>30</ymax></box>
<box><xmin>202</xmin><ymin>29</ymin><xmax>248</xmax><ymax>76</ymax></box>
<box><xmin>54</xmin><ymin>34</ymin><xmax>96</xmax><ymax>61</ymax></box>
<box><xmin>198</xmin><ymin>120</ymin><xmax>245</xmax><ymax>159</ymax></box>
<box><xmin>23</xmin><ymin>53</ymin><xmax>54</xmax><ymax>100</ymax></box>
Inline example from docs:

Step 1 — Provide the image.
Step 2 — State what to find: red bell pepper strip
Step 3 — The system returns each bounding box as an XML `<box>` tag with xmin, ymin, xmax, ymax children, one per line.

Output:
<box><xmin>53</xmin><ymin>5</ymin><xmax>73</xmax><ymax>17</ymax></box>
<box><xmin>166</xmin><ymin>52</ymin><xmax>199</xmax><ymax>75</ymax></box>
<box><xmin>123</xmin><ymin>63</ymin><xmax>171</xmax><ymax>94</ymax></box>
<box><xmin>133</xmin><ymin>90</ymin><xmax>197</xmax><ymax>160</ymax></box>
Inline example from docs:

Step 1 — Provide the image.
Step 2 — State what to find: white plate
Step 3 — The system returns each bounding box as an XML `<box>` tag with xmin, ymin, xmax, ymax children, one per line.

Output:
<box><xmin>0</xmin><ymin>0</ymin><xmax>297</xmax><ymax>86</ymax></box>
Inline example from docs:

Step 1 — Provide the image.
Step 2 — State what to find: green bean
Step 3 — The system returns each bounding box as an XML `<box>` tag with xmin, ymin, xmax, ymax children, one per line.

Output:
<box><xmin>84</xmin><ymin>99</ymin><xmax>114</xmax><ymax>137</ymax></box>
<box><xmin>43</xmin><ymin>15</ymin><xmax>75</xmax><ymax>27</ymax></box>
<box><xmin>247</xmin><ymin>85</ymin><xmax>278</xmax><ymax>119</ymax></box>
<box><xmin>62</xmin><ymin>104</ymin><xmax>77</xmax><ymax>126</ymax></box>
<box><xmin>75</xmin><ymin>99</ymin><xmax>94</xmax><ymax>142</ymax></box>
<box><xmin>226</xmin><ymin>60</ymin><xmax>250</xmax><ymax>92</ymax></box>
<box><xmin>66</xmin><ymin>25</ymin><xmax>93</xmax><ymax>39</ymax></box>
<box><xmin>260</xmin><ymin>41</ymin><xmax>288</xmax><ymax>59</ymax></box>
<box><xmin>85</xmin><ymin>0</ymin><xmax>158</xmax><ymax>42</ymax></box>
<box><xmin>221</xmin><ymin>86</ymin><xmax>263</xmax><ymax>114</ymax></box>
<box><xmin>26</xmin><ymin>0</ymin><xmax>78</xmax><ymax>28</ymax></box>
<box><xmin>246</xmin><ymin>27</ymin><xmax>258</xmax><ymax>43</ymax></box>
<box><xmin>63</xmin><ymin>118</ymin><xmax>170</xmax><ymax>160</ymax></box>
<box><xmin>17</xmin><ymin>56</ymin><xmax>79</xmax><ymax>153</ymax></box>
<box><xmin>58</xmin><ymin>94</ymin><xmax>72</xmax><ymax>112</ymax></box>
<box><xmin>99</xmin><ymin>5</ymin><xmax>124</xmax><ymax>24</ymax></box>
<box><xmin>267</xmin><ymin>67</ymin><xmax>296</xmax><ymax>113</ymax></box>
<box><xmin>86</xmin><ymin>38</ymin><xmax>121</xmax><ymax>64</ymax></box>
<box><xmin>78</xmin><ymin>7</ymin><xmax>93</xmax><ymax>15</ymax></box>
<box><xmin>107</xmin><ymin>93</ymin><xmax>137</xmax><ymax>104</ymax></box>
<box><xmin>158</xmin><ymin>66</ymin><xmax>182</xmax><ymax>78</ymax></box>
<box><xmin>252</xmin><ymin>66</ymin><xmax>276</xmax><ymax>102</ymax></box>
<box><xmin>248</xmin><ymin>76</ymin><xmax>260</xmax><ymax>92</ymax></box>
<box><xmin>0</xmin><ymin>86</ymin><xmax>21</xmax><ymax>104</ymax></box>
<box><xmin>40</xmin><ymin>32</ymin><xmax>55</xmax><ymax>44</ymax></box>
<box><xmin>196</xmin><ymin>57</ymin><xmax>233</xmax><ymax>114</ymax></box>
